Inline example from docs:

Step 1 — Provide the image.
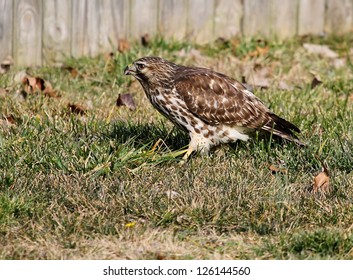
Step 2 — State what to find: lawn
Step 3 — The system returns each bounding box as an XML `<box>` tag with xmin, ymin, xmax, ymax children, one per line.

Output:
<box><xmin>0</xmin><ymin>35</ymin><xmax>352</xmax><ymax>259</ymax></box>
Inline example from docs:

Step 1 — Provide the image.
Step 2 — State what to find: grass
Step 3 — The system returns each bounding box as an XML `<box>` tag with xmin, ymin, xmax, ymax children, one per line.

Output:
<box><xmin>0</xmin><ymin>35</ymin><xmax>353</xmax><ymax>259</ymax></box>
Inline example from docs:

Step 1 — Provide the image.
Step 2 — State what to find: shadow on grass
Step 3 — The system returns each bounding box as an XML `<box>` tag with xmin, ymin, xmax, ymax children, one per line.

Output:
<box><xmin>108</xmin><ymin>121</ymin><xmax>189</xmax><ymax>152</ymax></box>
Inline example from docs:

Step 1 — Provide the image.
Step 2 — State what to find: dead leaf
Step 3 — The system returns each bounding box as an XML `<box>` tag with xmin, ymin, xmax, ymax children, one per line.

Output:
<box><xmin>68</xmin><ymin>103</ymin><xmax>87</xmax><ymax>115</ymax></box>
<box><xmin>312</xmin><ymin>160</ymin><xmax>330</xmax><ymax>195</ymax></box>
<box><xmin>116</xmin><ymin>93</ymin><xmax>136</xmax><ymax>111</ymax></box>
<box><xmin>278</xmin><ymin>81</ymin><xmax>294</xmax><ymax>91</ymax></box>
<box><xmin>303</xmin><ymin>43</ymin><xmax>339</xmax><ymax>59</ymax></box>
<box><xmin>245</xmin><ymin>65</ymin><xmax>272</xmax><ymax>89</ymax></box>
<box><xmin>103</xmin><ymin>52</ymin><xmax>115</xmax><ymax>62</ymax></box>
<box><xmin>245</xmin><ymin>46</ymin><xmax>269</xmax><ymax>59</ymax></box>
<box><xmin>4</xmin><ymin>114</ymin><xmax>17</xmax><ymax>125</ymax></box>
<box><xmin>43</xmin><ymin>81</ymin><xmax>60</xmax><ymax>98</ymax></box>
<box><xmin>0</xmin><ymin>56</ymin><xmax>13</xmax><ymax>74</ymax></box>
<box><xmin>118</xmin><ymin>39</ymin><xmax>130</xmax><ymax>53</ymax></box>
<box><xmin>62</xmin><ymin>66</ymin><xmax>79</xmax><ymax>78</ymax></box>
<box><xmin>0</xmin><ymin>114</ymin><xmax>17</xmax><ymax>128</ymax></box>
<box><xmin>269</xmin><ymin>164</ymin><xmax>287</xmax><ymax>175</ymax></box>
<box><xmin>21</xmin><ymin>75</ymin><xmax>59</xmax><ymax>97</ymax></box>
<box><xmin>22</xmin><ymin>76</ymin><xmax>45</xmax><ymax>93</ymax></box>
<box><xmin>141</xmin><ymin>33</ymin><xmax>150</xmax><ymax>47</ymax></box>
<box><xmin>311</xmin><ymin>76</ymin><xmax>322</xmax><ymax>89</ymax></box>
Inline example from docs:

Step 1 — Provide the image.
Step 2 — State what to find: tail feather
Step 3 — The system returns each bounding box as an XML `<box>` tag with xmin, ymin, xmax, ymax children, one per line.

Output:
<box><xmin>262</xmin><ymin>113</ymin><xmax>305</xmax><ymax>145</ymax></box>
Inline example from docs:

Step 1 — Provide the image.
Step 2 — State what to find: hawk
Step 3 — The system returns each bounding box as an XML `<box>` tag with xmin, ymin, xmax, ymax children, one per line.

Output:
<box><xmin>124</xmin><ymin>56</ymin><xmax>302</xmax><ymax>160</ymax></box>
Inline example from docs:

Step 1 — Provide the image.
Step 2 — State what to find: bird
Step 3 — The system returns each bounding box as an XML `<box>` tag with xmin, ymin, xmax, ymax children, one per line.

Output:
<box><xmin>124</xmin><ymin>56</ymin><xmax>302</xmax><ymax>161</ymax></box>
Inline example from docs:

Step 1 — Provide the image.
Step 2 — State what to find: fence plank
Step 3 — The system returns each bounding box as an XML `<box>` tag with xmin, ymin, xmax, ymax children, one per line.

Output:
<box><xmin>43</xmin><ymin>0</ymin><xmax>71</xmax><ymax>65</ymax></box>
<box><xmin>214</xmin><ymin>0</ymin><xmax>242</xmax><ymax>39</ymax></box>
<box><xmin>0</xmin><ymin>0</ymin><xmax>12</xmax><ymax>63</ymax></box>
<box><xmin>187</xmin><ymin>0</ymin><xmax>215</xmax><ymax>43</ymax></box>
<box><xmin>13</xmin><ymin>0</ymin><xmax>42</xmax><ymax>66</ymax></box>
<box><xmin>325</xmin><ymin>0</ymin><xmax>353</xmax><ymax>34</ymax></box>
<box><xmin>71</xmin><ymin>0</ymin><xmax>101</xmax><ymax>58</ymax></box>
<box><xmin>158</xmin><ymin>0</ymin><xmax>187</xmax><ymax>40</ymax></box>
<box><xmin>96</xmin><ymin>0</ymin><xmax>128</xmax><ymax>51</ymax></box>
<box><xmin>298</xmin><ymin>0</ymin><xmax>325</xmax><ymax>35</ymax></box>
<box><xmin>243</xmin><ymin>0</ymin><xmax>271</xmax><ymax>37</ymax></box>
<box><xmin>129</xmin><ymin>0</ymin><xmax>158</xmax><ymax>40</ymax></box>
<box><xmin>270</xmin><ymin>0</ymin><xmax>298</xmax><ymax>38</ymax></box>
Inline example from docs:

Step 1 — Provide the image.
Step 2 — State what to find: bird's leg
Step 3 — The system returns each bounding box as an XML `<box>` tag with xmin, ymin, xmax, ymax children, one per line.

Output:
<box><xmin>179</xmin><ymin>133</ymin><xmax>210</xmax><ymax>164</ymax></box>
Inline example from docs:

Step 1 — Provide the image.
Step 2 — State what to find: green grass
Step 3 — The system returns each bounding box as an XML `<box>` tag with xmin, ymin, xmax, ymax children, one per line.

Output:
<box><xmin>0</xmin><ymin>35</ymin><xmax>353</xmax><ymax>259</ymax></box>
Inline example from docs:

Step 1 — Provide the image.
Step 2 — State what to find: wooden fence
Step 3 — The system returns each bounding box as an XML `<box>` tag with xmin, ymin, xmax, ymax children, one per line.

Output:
<box><xmin>1</xmin><ymin>0</ymin><xmax>353</xmax><ymax>66</ymax></box>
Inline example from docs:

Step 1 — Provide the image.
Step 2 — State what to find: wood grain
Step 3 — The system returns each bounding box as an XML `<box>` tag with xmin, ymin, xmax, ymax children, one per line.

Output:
<box><xmin>129</xmin><ymin>0</ymin><xmax>158</xmax><ymax>40</ymax></box>
<box><xmin>325</xmin><ymin>0</ymin><xmax>353</xmax><ymax>34</ymax></box>
<box><xmin>0</xmin><ymin>0</ymin><xmax>13</xmax><ymax>63</ymax></box>
<box><xmin>298</xmin><ymin>0</ymin><xmax>325</xmax><ymax>35</ymax></box>
<box><xmin>13</xmin><ymin>0</ymin><xmax>42</xmax><ymax>66</ymax></box>
<box><xmin>270</xmin><ymin>0</ymin><xmax>298</xmax><ymax>38</ymax></box>
<box><xmin>187</xmin><ymin>0</ymin><xmax>215</xmax><ymax>43</ymax></box>
<box><xmin>214</xmin><ymin>0</ymin><xmax>242</xmax><ymax>38</ymax></box>
<box><xmin>43</xmin><ymin>0</ymin><xmax>71</xmax><ymax>65</ymax></box>
<box><xmin>158</xmin><ymin>0</ymin><xmax>187</xmax><ymax>40</ymax></box>
<box><xmin>243</xmin><ymin>0</ymin><xmax>271</xmax><ymax>37</ymax></box>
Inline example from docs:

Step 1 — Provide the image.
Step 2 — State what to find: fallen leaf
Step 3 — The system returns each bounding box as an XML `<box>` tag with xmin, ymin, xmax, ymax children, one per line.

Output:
<box><xmin>278</xmin><ymin>81</ymin><xmax>294</xmax><ymax>91</ymax></box>
<box><xmin>118</xmin><ymin>39</ymin><xmax>130</xmax><ymax>53</ymax></box>
<box><xmin>68</xmin><ymin>103</ymin><xmax>87</xmax><ymax>115</ymax></box>
<box><xmin>4</xmin><ymin>114</ymin><xmax>17</xmax><ymax>126</ymax></box>
<box><xmin>245</xmin><ymin>46</ymin><xmax>269</xmax><ymax>59</ymax></box>
<box><xmin>21</xmin><ymin>75</ymin><xmax>59</xmax><ymax>97</ymax></box>
<box><xmin>244</xmin><ymin>65</ymin><xmax>272</xmax><ymax>89</ymax></box>
<box><xmin>43</xmin><ymin>81</ymin><xmax>60</xmax><ymax>98</ymax></box>
<box><xmin>141</xmin><ymin>33</ymin><xmax>150</xmax><ymax>47</ymax></box>
<box><xmin>0</xmin><ymin>114</ymin><xmax>17</xmax><ymax>128</ymax></box>
<box><xmin>116</xmin><ymin>93</ymin><xmax>136</xmax><ymax>111</ymax></box>
<box><xmin>0</xmin><ymin>56</ymin><xmax>13</xmax><ymax>74</ymax></box>
<box><xmin>62</xmin><ymin>66</ymin><xmax>79</xmax><ymax>78</ymax></box>
<box><xmin>312</xmin><ymin>161</ymin><xmax>330</xmax><ymax>195</ymax></box>
<box><xmin>303</xmin><ymin>43</ymin><xmax>338</xmax><ymax>58</ymax></box>
<box><xmin>311</xmin><ymin>76</ymin><xmax>322</xmax><ymax>89</ymax></box>
<box><xmin>269</xmin><ymin>164</ymin><xmax>287</xmax><ymax>175</ymax></box>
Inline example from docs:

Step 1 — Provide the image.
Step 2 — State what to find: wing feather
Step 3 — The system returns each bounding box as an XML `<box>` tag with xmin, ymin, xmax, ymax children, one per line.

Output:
<box><xmin>174</xmin><ymin>67</ymin><xmax>269</xmax><ymax>129</ymax></box>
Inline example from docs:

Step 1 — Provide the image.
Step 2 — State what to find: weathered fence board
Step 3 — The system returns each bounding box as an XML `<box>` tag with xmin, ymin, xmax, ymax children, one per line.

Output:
<box><xmin>1</xmin><ymin>0</ymin><xmax>353</xmax><ymax>66</ymax></box>
<box><xmin>97</xmin><ymin>0</ymin><xmax>128</xmax><ymax>49</ymax></box>
<box><xmin>129</xmin><ymin>0</ymin><xmax>158</xmax><ymax>39</ymax></box>
<box><xmin>71</xmin><ymin>0</ymin><xmax>100</xmax><ymax>58</ymax></box>
<box><xmin>158</xmin><ymin>0</ymin><xmax>187</xmax><ymax>40</ymax></box>
<box><xmin>187</xmin><ymin>0</ymin><xmax>215</xmax><ymax>44</ymax></box>
<box><xmin>270</xmin><ymin>0</ymin><xmax>298</xmax><ymax>38</ymax></box>
<box><xmin>298</xmin><ymin>0</ymin><xmax>325</xmax><ymax>35</ymax></box>
<box><xmin>43</xmin><ymin>0</ymin><xmax>71</xmax><ymax>64</ymax></box>
<box><xmin>0</xmin><ymin>0</ymin><xmax>12</xmax><ymax>62</ymax></box>
<box><xmin>325</xmin><ymin>0</ymin><xmax>353</xmax><ymax>34</ymax></box>
<box><xmin>214</xmin><ymin>0</ymin><xmax>242</xmax><ymax>39</ymax></box>
<box><xmin>243</xmin><ymin>0</ymin><xmax>272</xmax><ymax>37</ymax></box>
<box><xmin>13</xmin><ymin>0</ymin><xmax>42</xmax><ymax>66</ymax></box>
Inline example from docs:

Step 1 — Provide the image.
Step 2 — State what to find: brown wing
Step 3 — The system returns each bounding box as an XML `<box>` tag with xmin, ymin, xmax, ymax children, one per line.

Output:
<box><xmin>174</xmin><ymin>67</ymin><xmax>271</xmax><ymax>129</ymax></box>
<box><xmin>174</xmin><ymin>66</ymin><xmax>302</xmax><ymax>143</ymax></box>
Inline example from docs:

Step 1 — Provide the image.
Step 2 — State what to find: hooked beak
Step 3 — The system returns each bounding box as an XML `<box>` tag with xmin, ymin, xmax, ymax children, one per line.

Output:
<box><xmin>124</xmin><ymin>63</ymin><xmax>136</xmax><ymax>75</ymax></box>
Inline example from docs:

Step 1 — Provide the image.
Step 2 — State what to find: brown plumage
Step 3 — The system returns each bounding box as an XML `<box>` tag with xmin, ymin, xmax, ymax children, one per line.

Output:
<box><xmin>124</xmin><ymin>56</ymin><xmax>302</xmax><ymax>160</ymax></box>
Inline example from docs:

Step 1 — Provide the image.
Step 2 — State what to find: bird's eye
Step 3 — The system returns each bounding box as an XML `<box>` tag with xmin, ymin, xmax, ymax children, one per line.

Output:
<box><xmin>136</xmin><ymin>63</ymin><xmax>146</xmax><ymax>71</ymax></box>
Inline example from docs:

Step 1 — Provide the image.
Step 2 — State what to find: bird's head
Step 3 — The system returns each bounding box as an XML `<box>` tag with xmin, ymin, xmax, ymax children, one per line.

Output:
<box><xmin>124</xmin><ymin>57</ymin><xmax>177</xmax><ymax>87</ymax></box>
